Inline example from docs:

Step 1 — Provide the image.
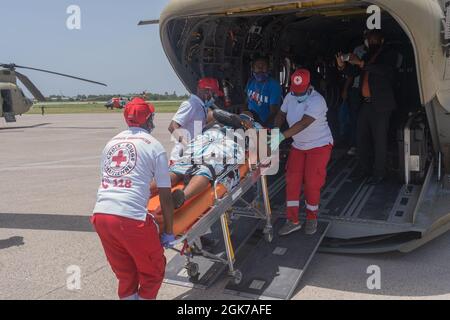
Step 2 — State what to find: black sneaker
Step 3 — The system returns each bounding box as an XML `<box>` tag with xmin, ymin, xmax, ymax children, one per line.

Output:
<box><xmin>305</xmin><ymin>219</ymin><xmax>318</xmax><ymax>235</ymax></box>
<box><xmin>172</xmin><ymin>189</ymin><xmax>186</xmax><ymax>209</ymax></box>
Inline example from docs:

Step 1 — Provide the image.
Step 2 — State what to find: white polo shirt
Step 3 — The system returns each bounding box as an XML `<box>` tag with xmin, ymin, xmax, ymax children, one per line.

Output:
<box><xmin>93</xmin><ymin>127</ymin><xmax>171</xmax><ymax>221</ymax></box>
<box><xmin>171</xmin><ymin>94</ymin><xmax>207</xmax><ymax>161</ymax></box>
<box><xmin>281</xmin><ymin>89</ymin><xmax>334</xmax><ymax>151</ymax></box>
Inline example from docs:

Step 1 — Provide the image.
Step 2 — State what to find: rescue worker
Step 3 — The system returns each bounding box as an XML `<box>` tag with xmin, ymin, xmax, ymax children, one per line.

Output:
<box><xmin>244</xmin><ymin>56</ymin><xmax>282</xmax><ymax>207</ymax></box>
<box><xmin>340</xmin><ymin>41</ymin><xmax>366</xmax><ymax>156</ymax></box>
<box><xmin>273</xmin><ymin>69</ymin><xmax>334</xmax><ymax>236</ymax></box>
<box><xmin>336</xmin><ymin>29</ymin><xmax>398</xmax><ymax>185</ymax></box>
<box><xmin>244</xmin><ymin>56</ymin><xmax>282</xmax><ymax>128</ymax></box>
<box><xmin>92</xmin><ymin>97</ymin><xmax>175</xmax><ymax>300</ymax></box>
<box><xmin>168</xmin><ymin>77</ymin><xmax>223</xmax><ymax>162</ymax></box>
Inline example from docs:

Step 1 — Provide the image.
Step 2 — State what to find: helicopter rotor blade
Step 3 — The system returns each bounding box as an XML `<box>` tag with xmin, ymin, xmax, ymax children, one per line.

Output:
<box><xmin>15</xmin><ymin>71</ymin><xmax>46</xmax><ymax>102</ymax></box>
<box><xmin>138</xmin><ymin>19</ymin><xmax>159</xmax><ymax>26</ymax></box>
<box><xmin>12</xmin><ymin>65</ymin><xmax>107</xmax><ymax>87</ymax></box>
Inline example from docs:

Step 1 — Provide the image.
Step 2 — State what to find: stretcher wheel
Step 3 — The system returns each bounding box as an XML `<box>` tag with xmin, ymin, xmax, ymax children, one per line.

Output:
<box><xmin>186</xmin><ymin>262</ymin><xmax>199</xmax><ymax>278</ymax></box>
<box><xmin>232</xmin><ymin>270</ymin><xmax>243</xmax><ymax>285</ymax></box>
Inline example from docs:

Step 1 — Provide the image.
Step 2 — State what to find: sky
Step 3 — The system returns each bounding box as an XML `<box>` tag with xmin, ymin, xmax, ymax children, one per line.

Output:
<box><xmin>0</xmin><ymin>0</ymin><xmax>187</xmax><ymax>96</ymax></box>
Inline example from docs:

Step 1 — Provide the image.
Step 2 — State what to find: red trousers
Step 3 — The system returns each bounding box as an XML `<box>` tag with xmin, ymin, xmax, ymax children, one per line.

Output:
<box><xmin>92</xmin><ymin>213</ymin><xmax>166</xmax><ymax>300</ymax></box>
<box><xmin>286</xmin><ymin>144</ymin><xmax>332</xmax><ymax>223</ymax></box>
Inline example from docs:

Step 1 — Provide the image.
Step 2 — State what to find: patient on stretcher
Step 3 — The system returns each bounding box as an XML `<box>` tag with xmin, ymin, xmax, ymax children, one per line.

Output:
<box><xmin>151</xmin><ymin>111</ymin><xmax>262</xmax><ymax>209</ymax></box>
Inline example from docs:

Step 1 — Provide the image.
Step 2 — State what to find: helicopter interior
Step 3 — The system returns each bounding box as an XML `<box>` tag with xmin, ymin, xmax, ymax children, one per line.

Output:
<box><xmin>164</xmin><ymin>3</ymin><xmax>432</xmax><ymax>240</ymax></box>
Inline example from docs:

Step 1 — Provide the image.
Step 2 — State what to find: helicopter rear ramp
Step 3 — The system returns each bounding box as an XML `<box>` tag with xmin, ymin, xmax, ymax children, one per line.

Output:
<box><xmin>224</xmin><ymin>219</ymin><xmax>330</xmax><ymax>300</ymax></box>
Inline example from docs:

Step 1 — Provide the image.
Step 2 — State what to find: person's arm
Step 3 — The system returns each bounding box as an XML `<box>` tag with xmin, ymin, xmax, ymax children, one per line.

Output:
<box><xmin>274</xmin><ymin>110</ymin><xmax>287</xmax><ymax>129</ymax></box>
<box><xmin>168</xmin><ymin>120</ymin><xmax>189</xmax><ymax>146</ymax></box>
<box><xmin>266</xmin><ymin>104</ymin><xmax>279</xmax><ymax>127</ymax></box>
<box><xmin>168</xmin><ymin>120</ymin><xmax>180</xmax><ymax>134</ymax></box>
<box><xmin>337</xmin><ymin>53</ymin><xmax>360</xmax><ymax>78</ymax></box>
<box><xmin>266</xmin><ymin>80</ymin><xmax>282</xmax><ymax>126</ymax></box>
<box><xmin>158</xmin><ymin>187</ymin><xmax>174</xmax><ymax>234</ymax></box>
<box><xmin>169</xmin><ymin>101</ymin><xmax>193</xmax><ymax>144</ymax></box>
<box><xmin>206</xmin><ymin>109</ymin><xmax>215</xmax><ymax>124</ymax></box>
<box><xmin>282</xmin><ymin>115</ymin><xmax>316</xmax><ymax>139</ymax></box>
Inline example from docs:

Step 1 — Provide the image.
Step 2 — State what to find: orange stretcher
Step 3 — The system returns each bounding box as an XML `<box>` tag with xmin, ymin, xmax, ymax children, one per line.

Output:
<box><xmin>147</xmin><ymin>164</ymin><xmax>250</xmax><ymax>236</ymax></box>
<box><xmin>146</xmin><ymin>156</ymin><xmax>277</xmax><ymax>284</ymax></box>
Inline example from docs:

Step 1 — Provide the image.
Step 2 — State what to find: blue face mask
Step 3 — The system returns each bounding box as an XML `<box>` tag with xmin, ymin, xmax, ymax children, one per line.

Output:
<box><xmin>253</xmin><ymin>72</ymin><xmax>270</xmax><ymax>82</ymax></box>
<box><xmin>292</xmin><ymin>87</ymin><xmax>312</xmax><ymax>103</ymax></box>
<box><xmin>204</xmin><ymin>97</ymin><xmax>215</xmax><ymax>109</ymax></box>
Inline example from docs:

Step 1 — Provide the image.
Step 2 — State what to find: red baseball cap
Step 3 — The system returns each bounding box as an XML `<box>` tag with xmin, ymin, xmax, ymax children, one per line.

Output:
<box><xmin>198</xmin><ymin>77</ymin><xmax>224</xmax><ymax>97</ymax></box>
<box><xmin>290</xmin><ymin>69</ymin><xmax>311</xmax><ymax>94</ymax></box>
<box><xmin>124</xmin><ymin>97</ymin><xmax>155</xmax><ymax>127</ymax></box>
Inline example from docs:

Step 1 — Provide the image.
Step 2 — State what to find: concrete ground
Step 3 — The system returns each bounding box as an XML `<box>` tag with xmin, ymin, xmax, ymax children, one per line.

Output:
<box><xmin>1</xmin><ymin>113</ymin><xmax>449</xmax><ymax>300</ymax></box>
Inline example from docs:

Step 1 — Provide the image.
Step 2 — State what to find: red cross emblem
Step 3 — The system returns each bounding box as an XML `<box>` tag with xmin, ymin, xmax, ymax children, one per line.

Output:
<box><xmin>104</xmin><ymin>143</ymin><xmax>137</xmax><ymax>177</ymax></box>
<box><xmin>112</xmin><ymin>150</ymin><xmax>127</xmax><ymax>168</ymax></box>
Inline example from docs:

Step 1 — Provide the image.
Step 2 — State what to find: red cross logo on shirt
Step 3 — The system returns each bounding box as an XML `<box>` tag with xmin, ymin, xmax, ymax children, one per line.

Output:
<box><xmin>112</xmin><ymin>150</ymin><xmax>127</xmax><ymax>168</ymax></box>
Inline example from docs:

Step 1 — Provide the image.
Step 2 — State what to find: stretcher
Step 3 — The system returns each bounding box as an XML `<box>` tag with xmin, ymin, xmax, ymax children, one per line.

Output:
<box><xmin>147</xmin><ymin>159</ymin><xmax>275</xmax><ymax>284</ymax></box>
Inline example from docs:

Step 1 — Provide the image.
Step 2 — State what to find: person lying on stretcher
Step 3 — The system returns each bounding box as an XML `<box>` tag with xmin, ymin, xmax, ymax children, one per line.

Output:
<box><xmin>151</xmin><ymin>110</ymin><xmax>263</xmax><ymax>209</ymax></box>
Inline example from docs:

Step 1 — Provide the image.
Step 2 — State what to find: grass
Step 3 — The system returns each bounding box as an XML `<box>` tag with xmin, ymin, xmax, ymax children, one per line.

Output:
<box><xmin>29</xmin><ymin>101</ymin><xmax>181</xmax><ymax>114</ymax></box>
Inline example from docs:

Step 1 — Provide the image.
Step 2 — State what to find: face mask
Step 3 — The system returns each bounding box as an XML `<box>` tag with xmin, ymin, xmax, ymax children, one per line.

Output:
<box><xmin>146</xmin><ymin>116</ymin><xmax>155</xmax><ymax>134</ymax></box>
<box><xmin>292</xmin><ymin>87</ymin><xmax>312</xmax><ymax>103</ymax></box>
<box><xmin>368</xmin><ymin>43</ymin><xmax>382</xmax><ymax>53</ymax></box>
<box><xmin>204</xmin><ymin>97</ymin><xmax>215</xmax><ymax>109</ymax></box>
<box><xmin>253</xmin><ymin>72</ymin><xmax>269</xmax><ymax>82</ymax></box>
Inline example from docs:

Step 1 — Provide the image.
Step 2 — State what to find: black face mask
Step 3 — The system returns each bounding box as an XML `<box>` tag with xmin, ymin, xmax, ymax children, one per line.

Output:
<box><xmin>368</xmin><ymin>43</ymin><xmax>382</xmax><ymax>54</ymax></box>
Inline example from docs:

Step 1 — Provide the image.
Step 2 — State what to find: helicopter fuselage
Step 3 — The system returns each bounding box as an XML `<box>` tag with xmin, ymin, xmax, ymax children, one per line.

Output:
<box><xmin>0</xmin><ymin>70</ymin><xmax>33</xmax><ymax>119</ymax></box>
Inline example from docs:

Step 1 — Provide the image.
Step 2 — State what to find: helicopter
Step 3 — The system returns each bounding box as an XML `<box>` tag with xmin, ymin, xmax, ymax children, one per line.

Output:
<box><xmin>0</xmin><ymin>63</ymin><xmax>107</xmax><ymax>122</ymax></box>
<box><xmin>136</xmin><ymin>0</ymin><xmax>450</xmax><ymax>300</ymax></box>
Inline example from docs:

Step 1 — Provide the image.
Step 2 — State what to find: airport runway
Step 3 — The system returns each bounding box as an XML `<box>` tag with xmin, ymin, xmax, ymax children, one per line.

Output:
<box><xmin>1</xmin><ymin>114</ymin><xmax>450</xmax><ymax>300</ymax></box>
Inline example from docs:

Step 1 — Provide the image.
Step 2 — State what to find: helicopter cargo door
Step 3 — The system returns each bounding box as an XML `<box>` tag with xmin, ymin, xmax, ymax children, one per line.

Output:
<box><xmin>224</xmin><ymin>219</ymin><xmax>330</xmax><ymax>300</ymax></box>
<box><xmin>1</xmin><ymin>90</ymin><xmax>16</xmax><ymax>122</ymax></box>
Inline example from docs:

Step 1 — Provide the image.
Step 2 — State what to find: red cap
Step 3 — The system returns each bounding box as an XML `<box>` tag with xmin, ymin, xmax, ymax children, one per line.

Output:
<box><xmin>290</xmin><ymin>69</ymin><xmax>311</xmax><ymax>94</ymax></box>
<box><xmin>124</xmin><ymin>97</ymin><xmax>155</xmax><ymax>127</ymax></box>
<box><xmin>198</xmin><ymin>77</ymin><xmax>224</xmax><ymax>97</ymax></box>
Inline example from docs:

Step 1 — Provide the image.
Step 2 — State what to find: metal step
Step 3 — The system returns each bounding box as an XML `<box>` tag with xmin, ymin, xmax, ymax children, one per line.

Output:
<box><xmin>224</xmin><ymin>219</ymin><xmax>330</xmax><ymax>300</ymax></box>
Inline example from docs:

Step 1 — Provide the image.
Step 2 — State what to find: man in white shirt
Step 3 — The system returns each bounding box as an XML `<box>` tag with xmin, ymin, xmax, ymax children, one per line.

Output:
<box><xmin>274</xmin><ymin>69</ymin><xmax>334</xmax><ymax>236</ymax></box>
<box><xmin>168</xmin><ymin>78</ymin><xmax>223</xmax><ymax>162</ymax></box>
<box><xmin>92</xmin><ymin>97</ymin><xmax>174</xmax><ymax>300</ymax></box>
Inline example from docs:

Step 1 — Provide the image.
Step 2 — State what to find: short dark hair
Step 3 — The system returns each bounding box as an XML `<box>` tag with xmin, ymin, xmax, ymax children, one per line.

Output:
<box><xmin>253</xmin><ymin>55</ymin><xmax>269</xmax><ymax>66</ymax></box>
<box><xmin>366</xmin><ymin>29</ymin><xmax>384</xmax><ymax>39</ymax></box>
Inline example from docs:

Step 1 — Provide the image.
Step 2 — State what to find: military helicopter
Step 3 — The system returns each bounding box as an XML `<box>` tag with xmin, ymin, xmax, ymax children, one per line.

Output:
<box><xmin>144</xmin><ymin>0</ymin><xmax>450</xmax><ymax>252</ymax></box>
<box><xmin>140</xmin><ymin>0</ymin><xmax>450</xmax><ymax>300</ymax></box>
<box><xmin>0</xmin><ymin>63</ymin><xmax>107</xmax><ymax>122</ymax></box>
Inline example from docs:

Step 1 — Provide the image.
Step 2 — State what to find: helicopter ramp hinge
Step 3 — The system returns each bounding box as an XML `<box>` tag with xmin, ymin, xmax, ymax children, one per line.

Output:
<box><xmin>4</xmin><ymin>112</ymin><xmax>16</xmax><ymax>123</ymax></box>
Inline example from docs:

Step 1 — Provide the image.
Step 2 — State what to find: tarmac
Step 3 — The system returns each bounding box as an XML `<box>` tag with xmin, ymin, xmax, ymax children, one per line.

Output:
<box><xmin>1</xmin><ymin>113</ymin><xmax>450</xmax><ymax>300</ymax></box>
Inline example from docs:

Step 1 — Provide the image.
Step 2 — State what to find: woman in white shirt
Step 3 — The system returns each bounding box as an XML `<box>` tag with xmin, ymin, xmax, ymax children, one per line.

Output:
<box><xmin>274</xmin><ymin>69</ymin><xmax>334</xmax><ymax>236</ymax></box>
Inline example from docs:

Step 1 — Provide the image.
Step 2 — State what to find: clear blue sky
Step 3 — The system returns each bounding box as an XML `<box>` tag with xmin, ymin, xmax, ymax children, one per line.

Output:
<box><xmin>0</xmin><ymin>0</ymin><xmax>187</xmax><ymax>96</ymax></box>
